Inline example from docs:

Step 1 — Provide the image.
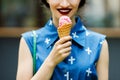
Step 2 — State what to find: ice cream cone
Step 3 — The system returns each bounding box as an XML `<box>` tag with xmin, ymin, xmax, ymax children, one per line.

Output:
<box><xmin>57</xmin><ymin>23</ymin><xmax>72</xmax><ymax>38</ymax></box>
<box><xmin>57</xmin><ymin>16</ymin><xmax>72</xmax><ymax>38</ymax></box>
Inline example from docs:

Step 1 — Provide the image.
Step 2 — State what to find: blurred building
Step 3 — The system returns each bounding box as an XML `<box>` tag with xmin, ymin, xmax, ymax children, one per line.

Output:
<box><xmin>0</xmin><ymin>0</ymin><xmax>120</xmax><ymax>27</ymax></box>
<box><xmin>0</xmin><ymin>0</ymin><xmax>36</xmax><ymax>27</ymax></box>
<box><xmin>83</xmin><ymin>0</ymin><xmax>120</xmax><ymax>27</ymax></box>
<box><xmin>107</xmin><ymin>0</ymin><xmax>120</xmax><ymax>27</ymax></box>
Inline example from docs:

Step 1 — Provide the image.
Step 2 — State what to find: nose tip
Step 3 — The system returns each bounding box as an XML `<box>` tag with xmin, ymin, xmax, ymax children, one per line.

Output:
<box><xmin>60</xmin><ymin>0</ymin><xmax>70</xmax><ymax>7</ymax></box>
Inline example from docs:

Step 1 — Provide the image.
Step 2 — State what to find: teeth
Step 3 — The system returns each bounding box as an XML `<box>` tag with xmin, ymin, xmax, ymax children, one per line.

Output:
<box><xmin>59</xmin><ymin>10</ymin><xmax>70</xmax><ymax>12</ymax></box>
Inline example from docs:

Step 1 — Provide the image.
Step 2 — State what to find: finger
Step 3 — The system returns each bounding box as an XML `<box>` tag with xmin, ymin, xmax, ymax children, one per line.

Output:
<box><xmin>62</xmin><ymin>51</ymin><xmax>71</xmax><ymax>58</ymax></box>
<box><xmin>59</xmin><ymin>36</ymin><xmax>72</xmax><ymax>44</ymax></box>
<box><xmin>59</xmin><ymin>47</ymin><xmax>72</xmax><ymax>54</ymax></box>
<box><xmin>61</xmin><ymin>41</ymin><xmax>72</xmax><ymax>48</ymax></box>
<box><xmin>56</xmin><ymin>41</ymin><xmax>71</xmax><ymax>51</ymax></box>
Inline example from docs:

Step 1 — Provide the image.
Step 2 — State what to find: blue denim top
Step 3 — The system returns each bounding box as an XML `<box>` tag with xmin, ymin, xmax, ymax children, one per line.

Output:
<box><xmin>22</xmin><ymin>16</ymin><xmax>106</xmax><ymax>80</ymax></box>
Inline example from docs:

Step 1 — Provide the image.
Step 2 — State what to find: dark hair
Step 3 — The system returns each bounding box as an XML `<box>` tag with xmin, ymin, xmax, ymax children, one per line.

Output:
<box><xmin>41</xmin><ymin>0</ymin><xmax>86</xmax><ymax>8</ymax></box>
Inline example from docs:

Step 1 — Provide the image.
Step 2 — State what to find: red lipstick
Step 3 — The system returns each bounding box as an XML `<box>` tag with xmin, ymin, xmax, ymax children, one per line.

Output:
<box><xmin>57</xmin><ymin>8</ymin><xmax>72</xmax><ymax>15</ymax></box>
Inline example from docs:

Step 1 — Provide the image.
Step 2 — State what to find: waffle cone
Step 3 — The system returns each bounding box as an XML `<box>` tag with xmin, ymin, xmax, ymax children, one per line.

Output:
<box><xmin>57</xmin><ymin>23</ymin><xmax>72</xmax><ymax>38</ymax></box>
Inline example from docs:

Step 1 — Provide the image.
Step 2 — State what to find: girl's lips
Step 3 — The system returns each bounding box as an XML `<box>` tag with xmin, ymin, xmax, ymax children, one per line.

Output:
<box><xmin>57</xmin><ymin>9</ymin><xmax>72</xmax><ymax>15</ymax></box>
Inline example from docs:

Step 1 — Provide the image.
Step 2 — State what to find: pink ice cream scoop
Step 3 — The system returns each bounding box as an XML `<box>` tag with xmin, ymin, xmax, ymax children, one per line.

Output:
<box><xmin>59</xmin><ymin>16</ymin><xmax>72</xmax><ymax>27</ymax></box>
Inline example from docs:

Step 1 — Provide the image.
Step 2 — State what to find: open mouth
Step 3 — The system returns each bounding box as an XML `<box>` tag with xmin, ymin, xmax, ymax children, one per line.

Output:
<box><xmin>57</xmin><ymin>8</ymin><xmax>72</xmax><ymax>15</ymax></box>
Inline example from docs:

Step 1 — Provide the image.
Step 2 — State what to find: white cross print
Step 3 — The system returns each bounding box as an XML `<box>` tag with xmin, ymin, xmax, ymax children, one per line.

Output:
<box><xmin>86</xmin><ymin>31</ymin><xmax>90</xmax><ymax>36</ymax></box>
<box><xmin>82</xmin><ymin>25</ymin><xmax>86</xmax><ymax>30</ymax></box>
<box><xmin>72</xmin><ymin>32</ymin><xmax>79</xmax><ymax>38</ymax></box>
<box><xmin>45</xmin><ymin>38</ymin><xmax>51</xmax><ymax>44</ymax></box>
<box><xmin>68</xmin><ymin>56</ymin><xmax>76</xmax><ymax>65</ymax></box>
<box><xmin>31</xmin><ymin>33</ymin><xmax>38</xmax><ymax>38</ymax></box>
<box><xmin>64</xmin><ymin>72</ymin><xmax>73</xmax><ymax>80</ymax></box>
<box><xmin>100</xmin><ymin>40</ymin><xmax>104</xmax><ymax>44</ymax></box>
<box><xmin>86</xmin><ymin>68</ymin><xmax>92</xmax><ymax>77</ymax></box>
<box><xmin>85</xmin><ymin>47</ymin><xmax>92</xmax><ymax>55</ymax></box>
<box><xmin>49</xmin><ymin>20</ymin><xmax>52</xmax><ymax>26</ymax></box>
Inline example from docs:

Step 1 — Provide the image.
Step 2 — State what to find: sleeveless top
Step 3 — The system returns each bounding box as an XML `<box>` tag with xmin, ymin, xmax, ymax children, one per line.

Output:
<box><xmin>22</xmin><ymin>16</ymin><xmax>106</xmax><ymax>80</ymax></box>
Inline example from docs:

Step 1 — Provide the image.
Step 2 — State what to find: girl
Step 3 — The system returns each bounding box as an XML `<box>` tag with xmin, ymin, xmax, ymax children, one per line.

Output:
<box><xmin>16</xmin><ymin>0</ymin><xmax>109</xmax><ymax>80</ymax></box>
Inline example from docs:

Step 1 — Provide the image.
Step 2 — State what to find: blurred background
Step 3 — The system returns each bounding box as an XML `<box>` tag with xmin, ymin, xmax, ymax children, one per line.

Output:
<box><xmin>0</xmin><ymin>0</ymin><xmax>120</xmax><ymax>27</ymax></box>
<box><xmin>0</xmin><ymin>0</ymin><xmax>120</xmax><ymax>80</ymax></box>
